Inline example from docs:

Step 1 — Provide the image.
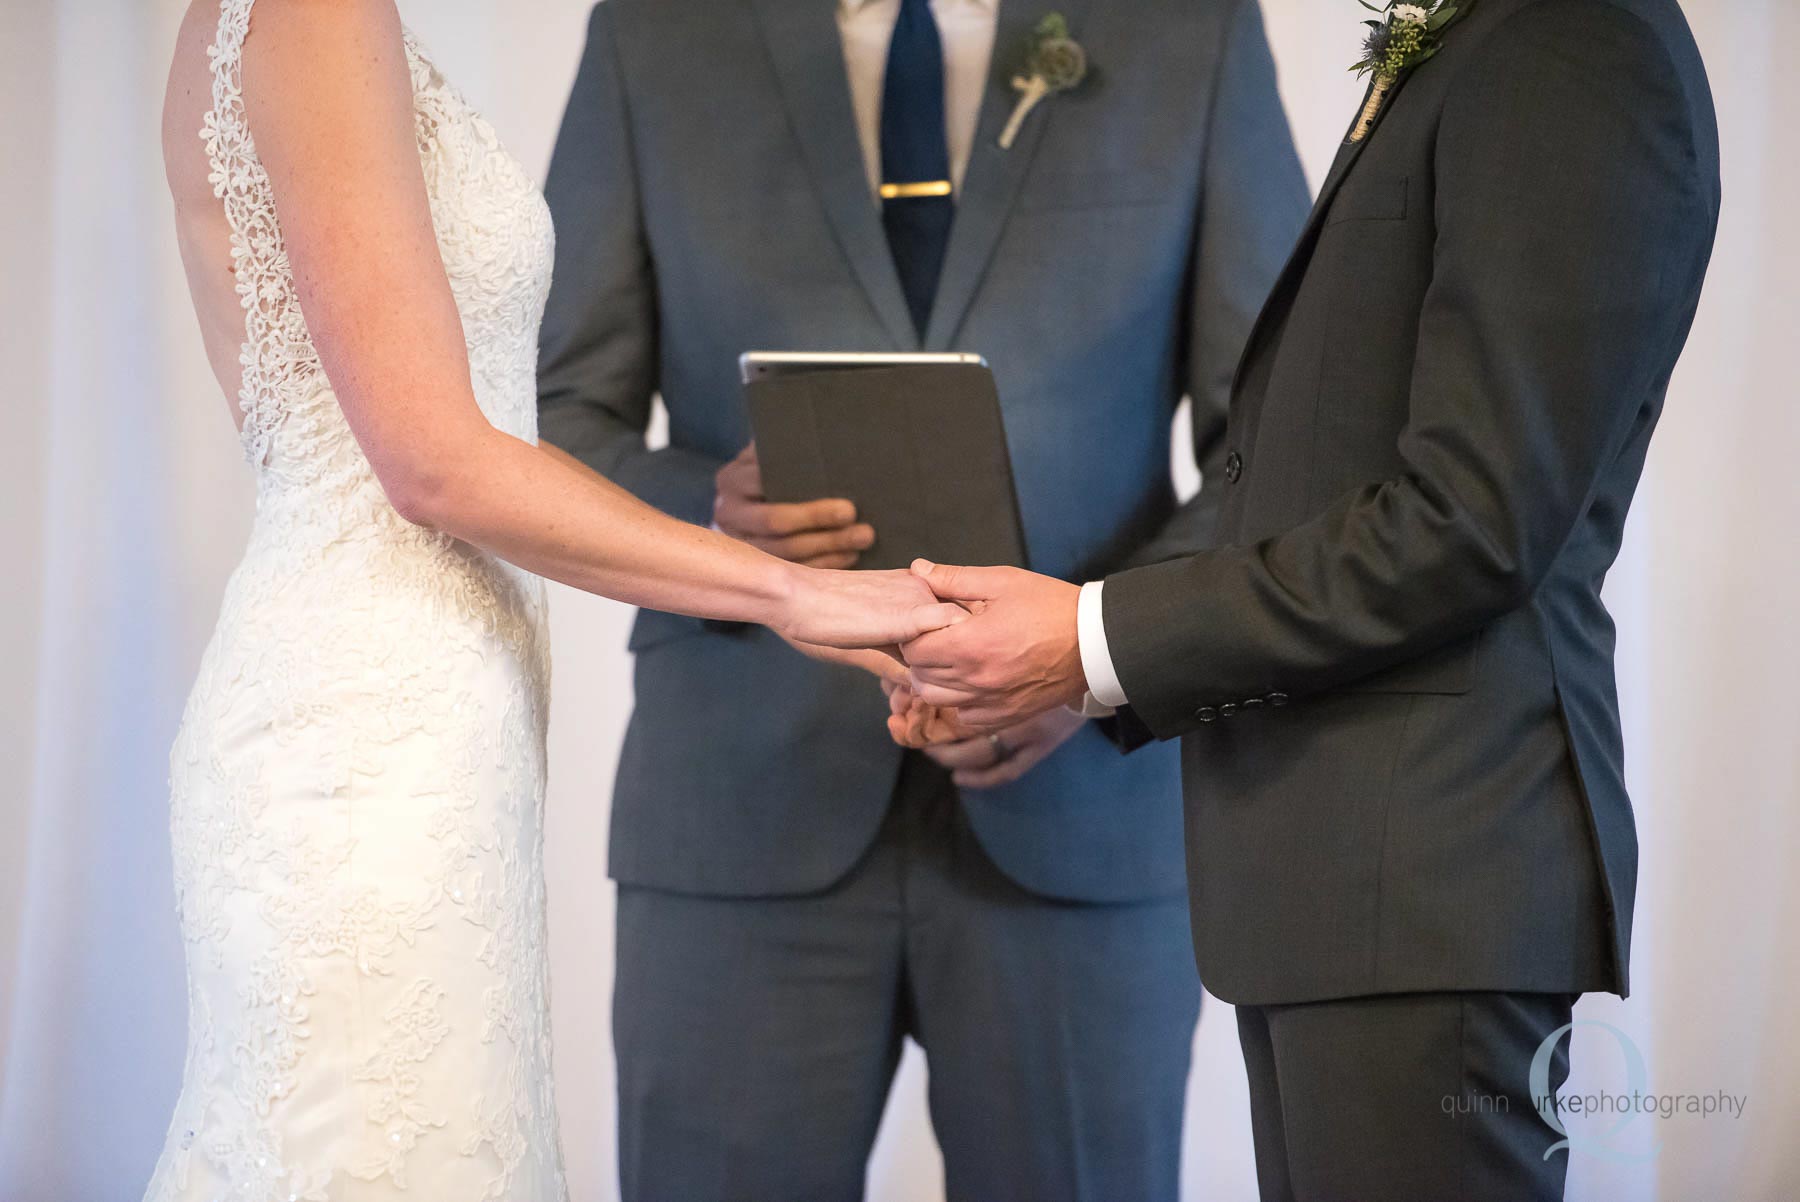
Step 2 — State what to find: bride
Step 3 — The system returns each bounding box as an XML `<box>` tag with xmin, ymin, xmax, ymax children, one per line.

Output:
<box><xmin>150</xmin><ymin>1</ymin><xmax>958</xmax><ymax>1197</ymax></box>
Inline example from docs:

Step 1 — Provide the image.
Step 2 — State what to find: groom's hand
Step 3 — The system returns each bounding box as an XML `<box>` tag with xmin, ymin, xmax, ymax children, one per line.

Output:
<box><xmin>714</xmin><ymin>443</ymin><xmax>875</xmax><ymax>568</ymax></box>
<box><xmin>901</xmin><ymin>560</ymin><xmax>1086</xmax><ymax>731</ymax></box>
<box><xmin>882</xmin><ymin>678</ymin><xmax>978</xmax><ymax>749</ymax></box>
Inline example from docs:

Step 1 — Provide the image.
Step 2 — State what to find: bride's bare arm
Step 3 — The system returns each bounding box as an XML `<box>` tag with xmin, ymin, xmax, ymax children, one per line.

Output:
<box><xmin>236</xmin><ymin>0</ymin><xmax>955</xmax><ymax>648</ymax></box>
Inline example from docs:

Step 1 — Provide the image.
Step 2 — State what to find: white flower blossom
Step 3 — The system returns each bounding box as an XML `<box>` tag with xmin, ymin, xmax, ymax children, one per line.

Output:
<box><xmin>1393</xmin><ymin>3</ymin><xmax>1429</xmax><ymax>24</ymax></box>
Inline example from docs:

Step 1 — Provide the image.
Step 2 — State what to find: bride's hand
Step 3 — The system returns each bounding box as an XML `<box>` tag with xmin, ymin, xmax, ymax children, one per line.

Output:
<box><xmin>779</xmin><ymin>567</ymin><xmax>967</xmax><ymax>649</ymax></box>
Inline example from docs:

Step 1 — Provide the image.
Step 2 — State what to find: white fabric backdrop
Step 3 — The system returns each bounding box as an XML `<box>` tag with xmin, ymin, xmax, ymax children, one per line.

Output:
<box><xmin>1</xmin><ymin>1</ymin><xmax>1795</xmax><ymax>1198</ymax></box>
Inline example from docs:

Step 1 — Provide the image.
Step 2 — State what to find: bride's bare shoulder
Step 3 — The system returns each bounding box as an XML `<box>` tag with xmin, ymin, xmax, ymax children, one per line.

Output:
<box><xmin>162</xmin><ymin>0</ymin><xmax>409</xmax><ymax>196</ymax></box>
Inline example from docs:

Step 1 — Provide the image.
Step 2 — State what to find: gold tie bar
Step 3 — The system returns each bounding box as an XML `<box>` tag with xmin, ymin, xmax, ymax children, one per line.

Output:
<box><xmin>879</xmin><ymin>179</ymin><xmax>953</xmax><ymax>200</ymax></box>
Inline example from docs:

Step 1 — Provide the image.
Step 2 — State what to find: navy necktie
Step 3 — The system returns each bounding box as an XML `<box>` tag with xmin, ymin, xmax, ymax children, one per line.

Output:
<box><xmin>879</xmin><ymin>0</ymin><xmax>955</xmax><ymax>337</ymax></box>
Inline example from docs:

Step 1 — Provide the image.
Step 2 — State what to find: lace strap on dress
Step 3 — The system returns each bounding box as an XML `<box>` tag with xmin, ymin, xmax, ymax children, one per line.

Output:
<box><xmin>201</xmin><ymin>0</ymin><xmax>326</xmax><ymax>468</ymax></box>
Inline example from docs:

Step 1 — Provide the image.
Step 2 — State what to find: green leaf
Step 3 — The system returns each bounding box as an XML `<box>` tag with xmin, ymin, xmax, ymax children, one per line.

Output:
<box><xmin>1036</xmin><ymin>13</ymin><xmax>1069</xmax><ymax>39</ymax></box>
<box><xmin>1426</xmin><ymin>6</ymin><xmax>1457</xmax><ymax>29</ymax></box>
<box><xmin>1357</xmin><ymin>0</ymin><xmax>1389</xmax><ymax>12</ymax></box>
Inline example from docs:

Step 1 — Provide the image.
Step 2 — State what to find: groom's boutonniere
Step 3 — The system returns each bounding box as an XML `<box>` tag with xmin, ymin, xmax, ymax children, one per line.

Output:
<box><xmin>1346</xmin><ymin>0</ymin><xmax>1459</xmax><ymax>141</ymax></box>
<box><xmin>998</xmin><ymin>14</ymin><xmax>1089</xmax><ymax>150</ymax></box>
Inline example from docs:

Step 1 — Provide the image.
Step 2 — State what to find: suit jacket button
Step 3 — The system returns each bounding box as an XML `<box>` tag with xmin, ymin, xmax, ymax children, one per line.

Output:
<box><xmin>1219</xmin><ymin>702</ymin><xmax>1239</xmax><ymax>718</ymax></box>
<box><xmin>1196</xmin><ymin>706</ymin><xmax>1219</xmax><ymax>723</ymax></box>
<box><xmin>1266</xmin><ymin>691</ymin><xmax>1289</xmax><ymax>707</ymax></box>
<box><xmin>1241</xmin><ymin>697</ymin><xmax>1264</xmax><ymax>711</ymax></box>
<box><xmin>1224</xmin><ymin>451</ymin><xmax>1243</xmax><ymax>483</ymax></box>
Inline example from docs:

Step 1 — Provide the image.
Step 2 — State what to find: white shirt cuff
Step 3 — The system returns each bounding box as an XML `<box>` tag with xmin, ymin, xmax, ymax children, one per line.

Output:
<box><xmin>1075</xmin><ymin>692</ymin><xmax>1118</xmax><ymax>720</ymax></box>
<box><xmin>1077</xmin><ymin>580</ymin><xmax>1130</xmax><ymax>710</ymax></box>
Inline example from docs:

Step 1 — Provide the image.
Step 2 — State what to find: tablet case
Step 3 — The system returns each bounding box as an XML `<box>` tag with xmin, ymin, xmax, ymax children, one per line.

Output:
<box><xmin>744</xmin><ymin>363</ymin><xmax>1029</xmax><ymax>571</ymax></box>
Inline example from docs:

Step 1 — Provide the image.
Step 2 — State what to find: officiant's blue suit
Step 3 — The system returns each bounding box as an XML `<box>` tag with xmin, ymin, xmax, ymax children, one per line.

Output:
<box><xmin>538</xmin><ymin>0</ymin><xmax>1305</xmax><ymax>1196</ymax></box>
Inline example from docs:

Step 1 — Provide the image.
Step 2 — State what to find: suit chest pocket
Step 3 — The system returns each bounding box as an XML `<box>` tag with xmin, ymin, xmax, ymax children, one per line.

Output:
<box><xmin>1324</xmin><ymin>173</ymin><xmax>1409</xmax><ymax>226</ymax></box>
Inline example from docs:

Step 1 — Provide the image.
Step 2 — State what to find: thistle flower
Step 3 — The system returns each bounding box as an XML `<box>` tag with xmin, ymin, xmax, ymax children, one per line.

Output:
<box><xmin>1350</xmin><ymin>0</ymin><xmax>1457</xmax><ymax>81</ymax></box>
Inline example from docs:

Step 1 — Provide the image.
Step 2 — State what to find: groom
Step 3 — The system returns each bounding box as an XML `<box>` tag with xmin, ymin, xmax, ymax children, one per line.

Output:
<box><xmin>537</xmin><ymin>0</ymin><xmax>1305</xmax><ymax>1197</ymax></box>
<box><xmin>900</xmin><ymin>0</ymin><xmax>1721</xmax><ymax>1198</ymax></box>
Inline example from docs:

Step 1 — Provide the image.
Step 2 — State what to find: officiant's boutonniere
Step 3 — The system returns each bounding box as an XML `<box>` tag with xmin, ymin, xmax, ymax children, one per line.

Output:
<box><xmin>1346</xmin><ymin>1</ymin><xmax>1458</xmax><ymax>141</ymax></box>
<box><xmin>998</xmin><ymin>14</ymin><xmax>1089</xmax><ymax>150</ymax></box>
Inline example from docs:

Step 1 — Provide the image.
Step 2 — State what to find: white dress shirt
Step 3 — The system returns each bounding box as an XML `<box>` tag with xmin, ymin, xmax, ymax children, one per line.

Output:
<box><xmin>837</xmin><ymin>0</ymin><xmax>999</xmax><ymax>198</ymax></box>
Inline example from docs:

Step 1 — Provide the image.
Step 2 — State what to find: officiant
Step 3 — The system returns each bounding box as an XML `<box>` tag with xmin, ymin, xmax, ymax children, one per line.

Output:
<box><xmin>536</xmin><ymin>0</ymin><xmax>1307</xmax><ymax>1196</ymax></box>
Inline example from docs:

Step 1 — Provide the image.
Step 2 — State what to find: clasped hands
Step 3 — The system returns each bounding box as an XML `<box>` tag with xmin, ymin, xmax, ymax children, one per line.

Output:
<box><xmin>881</xmin><ymin>559</ymin><xmax>1090</xmax><ymax>786</ymax></box>
<box><xmin>716</xmin><ymin>444</ymin><xmax>1091</xmax><ymax>786</ymax></box>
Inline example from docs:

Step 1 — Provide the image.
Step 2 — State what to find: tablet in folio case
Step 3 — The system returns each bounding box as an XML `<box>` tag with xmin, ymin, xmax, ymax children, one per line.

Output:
<box><xmin>744</xmin><ymin>362</ymin><xmax>1029</xmax><ymax>572</ymax></box>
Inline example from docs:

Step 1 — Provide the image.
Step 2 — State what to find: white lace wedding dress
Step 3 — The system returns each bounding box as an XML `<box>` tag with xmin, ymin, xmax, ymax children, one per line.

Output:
<box><xmin>146</xmin><ymin>2</ymin><xmax>567</xmax><ymax>1198</ymax></box>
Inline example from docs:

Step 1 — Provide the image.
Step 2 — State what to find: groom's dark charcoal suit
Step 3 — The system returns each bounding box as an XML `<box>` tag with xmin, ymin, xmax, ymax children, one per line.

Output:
<box><xmin>537</xmin><ymin>0</ymin><xmax>1305</xmax><ymax>1197</ymax></box>
<box><xmin>1090</xmin><ymin>0</ymin><xmax>1719</xmax><ymax>1197</ymax></box>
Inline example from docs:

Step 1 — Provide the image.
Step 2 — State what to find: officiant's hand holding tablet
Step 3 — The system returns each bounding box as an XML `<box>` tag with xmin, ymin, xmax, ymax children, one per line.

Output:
<box><xmin>738</xmin><ymin>352</ymin><xmax>1030</xmax><ymax>573</ymax></box>
<box><xmin>713</xmin><ymin>444</ymin><xmax>875</xmax><ymax>570</ymax></box>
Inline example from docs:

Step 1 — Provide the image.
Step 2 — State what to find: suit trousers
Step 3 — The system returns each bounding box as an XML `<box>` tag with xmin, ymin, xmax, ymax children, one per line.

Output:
<box><xmin>1235</xmin><ymin>990</ymin><xmax>1578</xmax><ymax>1202</ymax></box>
<box><xmin>613</xmin><ymin>753</ymin><xmax>1201</xmax><ymax>1202</ymax></box>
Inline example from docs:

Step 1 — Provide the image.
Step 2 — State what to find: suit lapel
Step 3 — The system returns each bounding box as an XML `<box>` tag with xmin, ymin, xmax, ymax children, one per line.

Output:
<box><xmin>923</xmin><ymin>0</ymin><xmax>1092</xmax><ymax>351</ymax></box>
<box><xmin>749</xmin><ymin>0</ymin><xmax>919</xmax><ymax>349</ymax></box>
<box><xmin>1226</xmin><ymin>67</ymin><xmax>1418</xmax><ymax>398</ymax></box>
